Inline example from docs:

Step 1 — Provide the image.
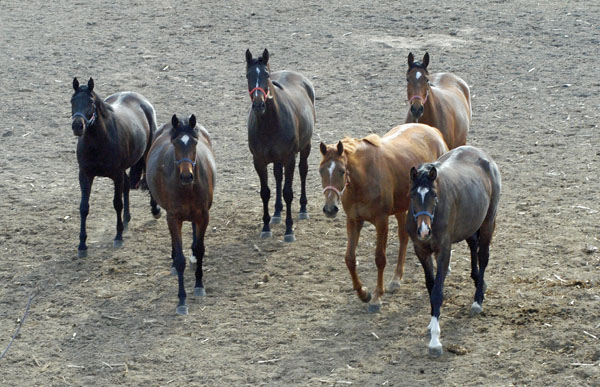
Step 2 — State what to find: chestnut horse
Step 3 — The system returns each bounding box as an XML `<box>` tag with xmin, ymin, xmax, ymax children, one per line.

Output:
<box><xmin>70</xmin><ymin>78</ymin><xmax>159</xmax><ymax>258</ymax></box>
<box><xmin>246</xmin><ymin>48</ymin><xmax>315</xmax><ymax>242</ymax></box>
<box><xmin>404</xmin><ymin>52</ymin><xmax>471</xmax><ymax>150</ymax></box>
<box><xmin>406</xmin><ymin>145</ymin><xmax>501</xmax><ymax>357</ymax></box>
<box><xmin>146</xmin><ymin>114</ymin><xmax>216</xmax><ymax>315</ymax></box>
<box><xmin>319</xmin><ymin>124</ymin><xmax>448</xmax><ymax>312</ymax></box>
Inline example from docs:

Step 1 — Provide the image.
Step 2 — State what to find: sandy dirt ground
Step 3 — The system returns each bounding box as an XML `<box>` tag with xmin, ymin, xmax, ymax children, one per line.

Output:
<box><xmin>1</xmin><ymin>0</ymin><xmax>599</xmax><ymax>385</ymax></box>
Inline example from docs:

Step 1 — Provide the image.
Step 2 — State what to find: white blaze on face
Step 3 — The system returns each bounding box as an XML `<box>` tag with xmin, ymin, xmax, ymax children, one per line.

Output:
<box><xmin>328</xmin><ymin>161</ymin><xmax>336</xmax><ymax>179</ymax></box>
<box><xmin>417</xmin><ymin>186</ymin><xmax>429</xmax><ymax>203</ymax></box>
<box><xmin>180</xmin><ymin>135</ymin><xmax>190</xmax><ymax>145</ymax></box>
<box><xmin>428</xmin><ymin>316</ymin><xmax>442</xmax><ymax>351</ymax></box>
<box><xmin>418</xmin><ymin>220</ymin><xmax>430</xmax><ymax>239</ymax></box>
<box><xmin>415</xmin><ymin>71</ymin><xmax>422</xmax><ymax>80</ymax></box>
<box><xmin>255</xmin><ymin>67</ymin><xmax>261</xmax><ymax>90</ymax></box>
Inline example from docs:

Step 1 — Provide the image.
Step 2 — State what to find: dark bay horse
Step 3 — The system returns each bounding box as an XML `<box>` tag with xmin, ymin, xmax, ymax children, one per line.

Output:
<box><xmin>70</xmin><ymin>78</ymin><xmax>159</xmax><ymax>258</ymax></box>
<box><xmin>319</xmin><ymin>124</ymin><xmax>448</xmax><ymax>312</ymax></box>
<box><xmin>406</xmin><ymin>145</ymin><xmax>501</xmax><ymax>357</ymax></box>
<box><xmin>404</xmin><ymin>52</ymin><xmax>471</xmax><ymax>150</ymax></box>
<box><xmin>246</xmin><ymin>48</ymin><xmax>315</xmax><ymax>242</ymax></box>
<box><xmin>146</xmin><ymin>114</ymin><xmax>216</xmax><ymax>315</ymax></box>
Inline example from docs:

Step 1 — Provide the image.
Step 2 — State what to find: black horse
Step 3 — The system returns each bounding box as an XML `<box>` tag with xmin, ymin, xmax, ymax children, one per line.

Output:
<box><xmin>71</xmin><ymin>77</ymin><xmax>159</xmax><ymax>257</ymax></box>
<box><xmin>406</xmin><ymin>145</ymin><xmax>501</xmax><ymax>357</ymax></box>
<box><xmin>246</xmin><ymin>49</ymin><xmax>315</xmax><ymax>242</ymax></box>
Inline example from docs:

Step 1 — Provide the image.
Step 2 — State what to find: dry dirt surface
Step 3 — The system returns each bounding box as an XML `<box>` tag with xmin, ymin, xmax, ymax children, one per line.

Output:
<box><xmin>1</xmin><ymin>0</ymin><xmax>599</xmax><ymax>385</ymax></box>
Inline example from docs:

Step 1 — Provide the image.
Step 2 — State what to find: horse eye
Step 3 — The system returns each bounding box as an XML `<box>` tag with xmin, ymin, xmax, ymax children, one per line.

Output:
<box><xmin>339</xmin><ymin>169</ymin><xmax>345</xmax><ymax>175</ymax></box>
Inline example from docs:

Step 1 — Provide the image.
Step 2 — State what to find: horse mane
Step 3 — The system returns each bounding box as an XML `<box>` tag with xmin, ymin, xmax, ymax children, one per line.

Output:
<box><xmin>339</xmin><ymin>133</ymin><xmax>381</xmax><ymax>156</ymax></box>
<box><xmin>90</xmin><ymin>90</ymin><xmax>113</xmax><ymax>118</ymax></box>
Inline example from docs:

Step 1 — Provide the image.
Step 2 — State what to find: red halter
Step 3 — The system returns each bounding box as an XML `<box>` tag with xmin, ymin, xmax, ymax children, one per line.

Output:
<box><xmin>408</xmin><ymin>89</ymin><xmax>429</xmax><ymax>105</ymax></box>
<box><xmin>249</xmin><ymin>87</ymin><xmax>268</xmax><ymax>100</ymax></box>
<box><xmin>322</xmin><ymin>171</ymin><xmax>351</xmax><ymax>200</ymax></box>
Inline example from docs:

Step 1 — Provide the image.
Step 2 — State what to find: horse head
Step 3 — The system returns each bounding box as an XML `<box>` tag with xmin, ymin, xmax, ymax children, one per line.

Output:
<box><xmin>170</xmin><ymin>114</ymin><xmax>199</xmax><ymax>185</ymax></box>
<box><xmin>406</xmin><ymin>52</ymin><xmax>431</xmax><ymax>121</ymax></box>
<box><xmin>319</xmin><ymin>141</ymin><xmax>348</xmax><ymax>218</ymax></box>
<box><xmin>409</xmin><ymin>164</ymin><xmax>438</xmax><ymax>241</ymax></box>
<box><xmin>71</xmin><ymin>77</ymin><xmax>98</xmax><ymax>136</ymax></box>
<box><xmin>246</xmin><ymin>48</ymin><xmax>272</xmax><ymax>115</ymax></box>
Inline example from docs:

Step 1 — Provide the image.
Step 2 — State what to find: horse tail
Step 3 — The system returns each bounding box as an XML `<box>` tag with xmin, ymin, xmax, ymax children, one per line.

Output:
<box><xmin>303</xmin><ymin>79</ymin><xmax>316</xmax><ymax>105</ymax></box>
<box><xmin>131</xmin><ymin>101</ymin><xmax>158</xmax><ymax>190</ymax></box>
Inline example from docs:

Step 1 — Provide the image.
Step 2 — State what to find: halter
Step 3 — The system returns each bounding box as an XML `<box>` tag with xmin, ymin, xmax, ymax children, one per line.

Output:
<box><xmin>413</xmin><ymin>210</ymin><xmax>434</xmax><ymax>221</ymax></box>
<box><xmin>408</xmin><ymin>89</ymin><xmax>429</xmax><ymax>105</ymax></box>
<box><xmin>249</xmin><ymin>87</ymin><xmax>269</xmax><ymax>100</ymax></box>
<box><xmin>323</xmin><ymin>171</ymin><xmax>350</xmax><ymax>200</ymax></box>
<box><xmin>71</xmin><ymin>104</ymin><xmax>97</xmax><ymax>127</ymax></box>
<box><xmin>175</xmin><ymin>158</ymin><xmax>196</xmax><ymax>167</ymax></box>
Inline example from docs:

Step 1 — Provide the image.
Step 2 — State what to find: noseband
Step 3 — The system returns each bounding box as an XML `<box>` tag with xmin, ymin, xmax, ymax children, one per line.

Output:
<box><xmin>413</xmin><ymin>210</ymin><xmax>434</xmax><ymax>221</ymax></box>
<box><xmin>408</xmin><ymin>90</ymin><xmax>429</xmax><ymax>105</ymax></box>
<box><xmin>249</xmin><ymin>87</ymin><xmax>269</xmax><ymax>100</ymax></box>
<box><xmin>71</xmin><ymin>104</ymin><xmax>97</xmax><ymax>127</ymax></box>
<box><xmin>323</xmin><ymin>171</ymin><xmax>350</xmax><ymax>200</ymax></box>
<box><xmin>175</xmin><ymin>158</ymin><xmax>196</xmax><ymax>167</ymax></box>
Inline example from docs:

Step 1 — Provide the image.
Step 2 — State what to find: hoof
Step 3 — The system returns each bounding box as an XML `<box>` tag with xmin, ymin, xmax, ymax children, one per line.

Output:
<box><xmin>194</xmin><ymin>287</ymin><xmax>206</xmax><ymax>297</ymax></box>
<box><xmin>270</xmin><ymin>215</ymin><xmax>282</xmax><ymax>224</ymax></box>
<box><xmin>470</xmin><ymin>301</ymin><xmax>483</xmax><ymax>316</ymax></box>
<box><xmin>298</xmin><ymin>211</ymin><xmax>309</xmax><ymax>220</ymax></box>
<box><xmin>367</xmin><ymin>301</ymin><xmax>381</xmax><ymax>313</ymax></box>
<box><xmin>428</xmin><ymin>345</ymin><xmax>443</xmax><ymax>358</ymax></box>
<box><xmin>284</xmin><ymin>233</ymin><xmax>296</xmax><ymax>243</ymax></box>
<box><xmin>113</xmin><ymin>239</ymin><xmax>124</xmax><ymax>248</ymax></box>
<box><xmin>360</xmin><ymin>289</ymin><xmax>372</xmax><ymax>303</ymax></box>
<box><xmin>170</xmin><ymin>266</ymin><xmax>177</xmax><ymax>276</ymax></box>
<box><xmin>77</xmin><ymin>249</ymin><xmax>88</xmax><ymax>258</ymax></box>
<box><xmin>153</xmin><ymin>211</ymin><xmax>161</xmax><ymax>219</ymax></box>
<box><xmin>176</xmin><ymin>305</ymin><xmax>189</xmax><ymax>315</ymax></box>
<box><xmin>387</xmin><ymin>279</ymin><xmax>402</xmax><ymax>293</ymax></box>
<box><xmin>260</xmin><ymin>231</ymin><xmax>272</xmax><ymax>239</ymax></box>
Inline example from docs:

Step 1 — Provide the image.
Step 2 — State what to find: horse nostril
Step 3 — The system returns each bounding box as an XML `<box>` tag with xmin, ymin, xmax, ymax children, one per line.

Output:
<box><xmin>180</xmin><ymin>173</ymin><xmax>193</xmax><ymax>183</ymax></box>
<box><xmin>333</xmin><ymin>206</ymin><xmax>339</xmax><ymax>214</ymax></box>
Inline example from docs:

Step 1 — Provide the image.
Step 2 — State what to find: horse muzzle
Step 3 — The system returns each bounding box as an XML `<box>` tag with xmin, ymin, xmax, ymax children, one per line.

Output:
<box><xmin>179</xmin><ymin>172</ymin><xmax>194</xmax><ymax>184</ymax></box>
<box><xmin>410</xmin><ymin>104</ymin><xmax>424</xmax><ymax>120</ymax></box>
<box><xmin>72</xmin><ymin>119</ymin><xmax>84</xmax><ymax>136</ymax></box>
<box><xmin>417</xmin><ymin>221</ymin><xmax>432</xmax><ymax>241</ymax></box>
<box><xmin>252</xmin><ymin>99</ymin><xmax>266</xmax><ymax>115</ymax></box>
<box><xmin>322</xmin><ymin>204</ymin><xmax>339</xmax><ymax>218</ymax></box>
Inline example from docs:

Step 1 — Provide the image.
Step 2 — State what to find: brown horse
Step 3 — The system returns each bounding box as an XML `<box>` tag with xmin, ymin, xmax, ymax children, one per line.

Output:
<box><xmin>406</xmin><ymin>145</ymin><xmax>501</xmax><ymax>357</ymax></box>
<box><xmin>246</xmin><ymin>48</ymin><xmax>315</xmax><ymax>242</ymax></box>
<box><xmin>70</xmin><ymin>78</ymin><xmax>159</xmax><ymax>258</ymax></box>
<box><xmin>319</xmin><ymin>124</ymin><xmax>448</xmax><ymax>312</ymax></box>
<box><xmin>404</xmin><ymin>52</ymin><xmax>471</xmax><ymax>150</ymax></box>
<box><xmin>146</xmin><ymin>114</ymin><xmax>216</xmax><ymax>315</ymax></box>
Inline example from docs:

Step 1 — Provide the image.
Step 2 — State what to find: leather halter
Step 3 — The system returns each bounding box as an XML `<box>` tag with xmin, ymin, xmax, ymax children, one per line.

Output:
<box><xmin>71</xmin><ymin>103</ymin><xmax>97</xmax><ymax>127</ymax></box>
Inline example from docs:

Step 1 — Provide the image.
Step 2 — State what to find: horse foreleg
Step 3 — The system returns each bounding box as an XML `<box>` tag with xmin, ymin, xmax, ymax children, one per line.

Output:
<box><xmin>368</xmin><ymin>217</ymin><xmax>389</xmax><ymax>313</ymax></box>
<box><xmin>192</xmin><ymin>215</ymin><xmax>209</xmax><ymax>297</ymax></box>
<box><xmin>282</xmin><ymin>156</ymin><xmax>296</xmax><ymax>242</ymax></box>
<box><xmin>112</xmin><ymin>173</ymin><xmax>125</xmax><ymax>248</ymax></box>
<box><xmin>122</xmin><ymin>171</ymin><xmax>131</xmax><ymax>226</ymax></box>
<box><xmin>272</xmin><ymin>162</ymin><xmax>283</xmax><ymax>224</ymax></box>
<box><xmin>345</xmin><ymin>219</ymin><xmax>369</xmax><ymax>303</ymax></box>
<box><xmin>428</xmin><ymin>246</ymin><xmax>451</xmax><ymax>357</ymax></box>
<box><xmin>253</xmin><ymin>159</ymin><xmax>271</xmax><ymax>238</ymax></box>
<box><xmin>389</xmin><ymin>212</ymin><xmax>409</xmax><ymax>292</ymax></box>
<box><xmin>77</xmin><ymin>171</ymin><xmax>94</xmax><ymax>258</ymax></box>
<box><xmin>167</xmin><ymin>214</ymin><xmax>187</xmax><ymax>315</ymax></box>
<box><xmin>298</xmin><ymin>144</ymin><xmax>310</xmax><ymax>220</ymax></box>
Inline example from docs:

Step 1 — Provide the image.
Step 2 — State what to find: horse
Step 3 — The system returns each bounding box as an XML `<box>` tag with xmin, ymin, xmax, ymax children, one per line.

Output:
<box><xmin>404</xmin><ymin>52</ymin><xmax>471</xmax><ymax>150</ymax></box>
<box><xmin>70</xmin><ymin>77</ymin><xmax>160</xmax><ymax>258</ymax></box>
<box><xmin>319</xmin><ymin>124</ymin><xmax>448</xmax><ymax>312</ymax></box>
<box><xmin>406</xmin><ymin>145</ymin><xmax>501</xmax><ymax>357</ymax></box>
<box><xmin>146</xmin><ymin>114</ymin><xmax>216</xmax><ymax>315</ymax></box>
<box><xmin>246</xmin><ymin>48</ymin><xmax>315</xmax><ymax>242</ymax></box>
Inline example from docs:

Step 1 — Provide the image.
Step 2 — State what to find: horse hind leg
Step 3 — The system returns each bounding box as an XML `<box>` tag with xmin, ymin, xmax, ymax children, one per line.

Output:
<box><xmin>271</xmin><ymin>162</ymin><xmax>283</xmax><ymax>224</ymax></box>
<box><xmin>298</xmin><ymin>144</ymin><xmax>310</xmax><ymax>220</ymax></box>
<box><xmin>471</xmin><ymin>228</ymin><xmax>492</xmax><ymax>316</ymax></box>
<box><xmin>150</xmin><ymin>193</ymin><xmax>161</xmax><ymax>219</ymax></box>
<box><xmin>129</xmin><ymin>157</ymin><xmax>145</xmax><ymax>189</ymax></box>
<box><xmin>122</xmin><ymin>171</ymin><xmax>131</xmax><ymax>227</ymax></box>
<box><xmin>388</xmin><ymin>212</ymin><xmax>408</xmax><ymax>292</ymax></box>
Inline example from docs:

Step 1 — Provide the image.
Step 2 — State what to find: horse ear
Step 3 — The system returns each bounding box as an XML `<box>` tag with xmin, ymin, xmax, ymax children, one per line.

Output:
<box><xmin>410</xmin><ymin>166</ymin><xmax>418</xmax><ymax>181</ymax></box>
<box><xmin>422</xmin><ymin>53</ymin><xmax>430</xmax><ymax>69</ymax></box>
<box><xmin>336</xmin><ymin>141</ymin><xmax>344</xmax><ymax>155</ymax></box>
<box><xmin>246</xmin><ymin>49</ymin><xmax>253</xmax><ymax>64</ymax></box>
<box><xmin>262</xmin><ymin>48</ymin><xmax>269</xmax><ymax>64</ymax></box>
<box><xmin>171</xmin><ymin>114</ymin><xmax>179</xmax><ymax>129</ymax></box>
<box><xmin>408</xmin><ymin>52</ymin><xmax>415</xmax><ymax>68</ymax></box>
<box><xmin>87</xmin><ymin>78</ymin><xmax>94</xmax><ymax>92</ymax></box>
<box><xmin>320</xmin><ymin>142</ymin><xmax>327</xmax><ymax>156</ymax></box>
<box><xmin>189</xmin><ymin>114</ymin><xmax>196</xmax><ymax>129</ymax></box>
<box><xmin>73</xmin><ymin>78</ymin><xmax>79</xmax><ymax>91</ymax></box>
<box><xmin>428</xmin><ymin>166</ymin><xmax>437</xmax><ymax>181</ymax></box>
